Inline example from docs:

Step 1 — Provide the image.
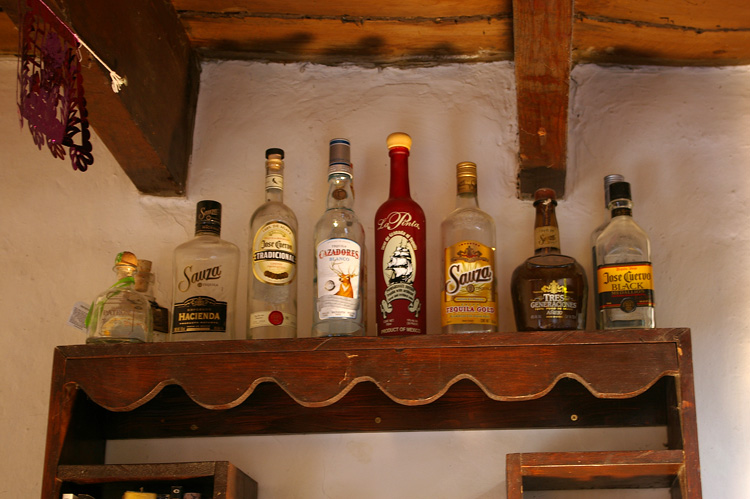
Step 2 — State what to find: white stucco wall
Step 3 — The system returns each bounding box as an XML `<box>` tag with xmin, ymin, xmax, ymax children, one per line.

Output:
<box><xmin>1</xmin><ymin>57</ymin><xmax>748</xmax><ymax>497</ymax></box>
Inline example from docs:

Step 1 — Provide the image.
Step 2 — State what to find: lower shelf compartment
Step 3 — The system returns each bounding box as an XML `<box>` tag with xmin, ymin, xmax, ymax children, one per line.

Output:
<box><xmin>58</xmin><ymin>461</ymin><xmax>258</xmax><ymax>499</ymax></box>
<box><xmin>506</xmin><ymin>450</ymin><xmax>685</xmax><ymax>497</ymax></box>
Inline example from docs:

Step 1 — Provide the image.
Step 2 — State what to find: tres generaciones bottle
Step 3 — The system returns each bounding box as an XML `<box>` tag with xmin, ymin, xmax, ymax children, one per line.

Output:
<box><xmin>248</xmin><ymin>148</ymin><xmax>298</xmax><ymax>339</ymax></box>
<box><xmin>440</xmin><ymin>161</ymin><xmax>498</xmax><ymax>333</ymax></box>
<box><xmin>511</xmin><ymin>188</ymin><xmax>587</xmax><ymax>331</ymax></box>
<box><xmin>375</xmin><ymin>132</ymin><xmax>426</xmax><ymax>336</ymax></box>
<box><xmin>594</xmin><ymin>181</ymin><xmax>655</xmax><ymax>328</ymax></box>
<box><xmin>86</xmin><ymin>251</ymin><xmax>153</xmax><ymax>344</ymax></box>
<box><xmin>312</xmin><ymin>138</ymin><xmax>366</xmax><ymax>336</ymax></box>
<box><xmin>591</xmin><ymin>174</ymin><xmax>624</xmax><ymax>329</ymax></box>
<box><xmin>170</xmin><ymin>200</ymin><xmax>240</xmax><ymax>340</ymax></box>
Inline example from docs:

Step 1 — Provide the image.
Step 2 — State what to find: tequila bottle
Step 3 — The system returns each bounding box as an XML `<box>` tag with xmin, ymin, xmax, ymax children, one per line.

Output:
<box><xmin>375</xmin><ymin>132</ymin><xmax>426</xmax><ymax>336</ymax></box>
<box><xmin>134</xmin><ymin>259</ymin><xmax>169</xmax><ymax>341</ymax></box>
<box><xmin>312</xmin><ymin>138</ymin><xmax>366</xmax><ymax>336</ymax></box>
<box><xmin>440</xmin><ymin>161</ymin><xmax>498</xmax><ymax>333</ymax></box>
<box><xmin>595</xmin><ymin>181</ymin><xmax>655</xmax><ymax>328</ymax></box>
<box><xmin>86</xmin><ymin>251</ymin><xmax>153</xmax><ymax>344</ymax></box>
<box><xmin>170</xmin><ymin>200</ymin><xmax>240</xmax><ymax>341</ymax></box>
<box><xmin>591</xmin><ymin>174</ymin><xmax>624</xmax><ymax>329</ymax></box>
<box><xmin>511</xmin><ymin>188</ymin><xmax>587</xmax><ymax>331</ymax></box>
<box><xmin>248</xmin><ymin>148</ymin><xmax>298</xmax><ymax>339</ymax></box>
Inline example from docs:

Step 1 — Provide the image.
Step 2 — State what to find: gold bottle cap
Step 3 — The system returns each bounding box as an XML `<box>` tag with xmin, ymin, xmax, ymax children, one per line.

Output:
<box><xmin>387</xmin><ymin>132</ymin><xmax>412</xmax><ymax>150</ymax></box>
<box><xmin>456</xmin><ymin>162</ymin><xmax>477</xmax><ymax>194</ymax></box>
<box><xmin>456</xmin><ymin>161</ymin><xmax>477</xmax><ymax>178</ymax></box>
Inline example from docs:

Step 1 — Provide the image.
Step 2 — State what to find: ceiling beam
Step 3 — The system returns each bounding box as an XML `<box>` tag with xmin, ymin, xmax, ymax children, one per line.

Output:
<box><xmin>514</xmin><ymin>0</ymin><xmax>573</xmax><ymax>199</ymax></box>
<box><xmin>1</xmin><ymin>0</ymin><xmax>199</xmax><ymax>196</ymax></box>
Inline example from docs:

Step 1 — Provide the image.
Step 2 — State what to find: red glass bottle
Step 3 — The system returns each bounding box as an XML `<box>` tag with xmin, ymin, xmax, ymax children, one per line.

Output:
<box><xmin>375</xmin><ymin>132</ymin><xmax>426</xmax><ymax>336</ymax></box>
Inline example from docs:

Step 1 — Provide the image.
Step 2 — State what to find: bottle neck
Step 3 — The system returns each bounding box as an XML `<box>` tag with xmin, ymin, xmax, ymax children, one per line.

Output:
<box><xmin>609</xmin><ymin>198</ymin><xmax>633</xmax><ymax>217</ymax></box>
<box><xmin>455</xmin><ymin>191</ymin><xmax>479</xmax><ymax>210</ymax></box>
<box><xmin>326</xmin><ymin>172</ymin><xmax>355</xmax><ymax>210</ymax></box>
<box><xmin>265</xmin><ymin>164</ymin><xmax>284</xmax><ymax>203</ymax></box>
<box><xmin>533</xmin><ymin>198</ymin><xmax>561</xmax><ymax>255</ymax></box>
<box><xmin>388</xmin><ymin>147</ymin><xmax>411</xmax><ymax>198</ymax></box>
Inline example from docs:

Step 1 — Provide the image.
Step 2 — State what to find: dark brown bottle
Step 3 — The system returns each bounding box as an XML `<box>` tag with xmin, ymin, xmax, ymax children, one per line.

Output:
<box><xmin>510</xmin><ymin>188</ymin><xmax>587</xmax><ymax>331</ymax></box>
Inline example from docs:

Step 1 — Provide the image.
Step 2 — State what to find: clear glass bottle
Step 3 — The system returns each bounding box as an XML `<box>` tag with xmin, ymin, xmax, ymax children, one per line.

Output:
<box><xmin>134</xmin><ymin>259</ymin><xmax>169</xmax><ymax>342</ymax></box>
<box><xmin>312</xmin><ymin>138</ymin><xmax>366</xmax><ymax>336</ymax></box>
<box><xmin>374</xmin><ymin>132</ymin><xmax>426</xmax><ymax>336</ymax></box>
<box><xmin>248</xmin><ymin>148</ymin><xmax>298</xmax><ymax>339</ymax></box>
<box><xmin>86</xmin><ymin>251</ymin><xmax>153</xmax><ymax>344</ymax></box>
<box><xmin>510</xmin><ymin>188</ymin><xmax>587</xmax><ymax>331</ymax></box>
<box><xmin>591</xmin><ymin>174</ymin><xmax>624</xmax><ymax>329</ymax></box>
<box><xmin>595</xmin><ymin>181</ymin><xmax>655</xmax><ymax>328</ymax></box>
<box><xmin>440</xmin><ymin>161</ymin><xmax>498</xmax><ymax>333</ymax></box>
<box><xmin>170</xmin><ymin>200</ymin><xmax>240</xmax><ymax>341</ymax></box>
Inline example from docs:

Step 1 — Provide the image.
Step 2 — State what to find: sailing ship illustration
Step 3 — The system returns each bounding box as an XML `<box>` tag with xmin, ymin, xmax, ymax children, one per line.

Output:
<box><xmin>385</xmin><ymin>241</ymin><xmax>414</xmax><ymax>284</ymax></box>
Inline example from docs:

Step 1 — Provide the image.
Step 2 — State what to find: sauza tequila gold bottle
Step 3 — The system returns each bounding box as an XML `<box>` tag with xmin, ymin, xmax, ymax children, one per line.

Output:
<box><xmin>440</xmin><ymin>162</ymin><xmax>498</xmax><ymax>333</ymax></box>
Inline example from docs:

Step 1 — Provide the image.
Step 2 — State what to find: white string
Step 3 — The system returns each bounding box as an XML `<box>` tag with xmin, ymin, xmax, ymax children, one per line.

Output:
<box><xmin>75</xmin><ymin>36</ymin><xmax>128</xmax><ymax>93</ymax></box>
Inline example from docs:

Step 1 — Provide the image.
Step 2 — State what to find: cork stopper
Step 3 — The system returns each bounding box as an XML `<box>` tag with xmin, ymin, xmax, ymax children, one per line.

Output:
<box><xmin>135</xmin><ymin>259</ymin><xmax>153</xmax><ymax>292</ymax></box>
<box><xmin>533</xmin><ymin>188</ymin><xmax>557</xmax><ymax>206</ymax></box>
<box><xmin>609</xmin><ymin>181</ymin><xmax>632</xmax><ymax>202</ymax></box>
<box><xmin>387</xmin><ymin>132</ymin><xmax>412</xmax><ymax>150</ymax></box>
<box><xmin>265</xmin><ymin>148</ymin><xmax>284</xmax><ymax>159</ymax></box>
<box><xmin>115</xmin><ymin>251</ymin><xmax>138</xmax><ymax>269</ymax></box>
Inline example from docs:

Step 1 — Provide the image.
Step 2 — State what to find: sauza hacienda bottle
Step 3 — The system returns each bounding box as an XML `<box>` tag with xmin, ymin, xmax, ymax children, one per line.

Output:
<box><xmin>248</xmin><ymin>148</ymin><xmax>298</xmax><ymax>339</ymax></box>
<box><xmin>511</xmin><ymin>188</ymin><xmax>587</xmax><ymax>331</ymax></box>
<box><xmin>591</xmin><ymin>174</ymin><xmax>624</xmax><ymax>329</ymax></box>
<box><xmin>375</xmin><ymin>132</ymin><xmax>426</xmax><ymax>336</ymax></box>
<box><xmin>170</xmin><ymin>200</ymin><xmax>240</xmax><ymax>341</ymax></box>
<box><xmin>312</xmin><ymin>138</ymin><xmax>366</xmax><ymax>336</ymax></box>
<box><xmin>86</xmin><ymin>251</ymin><xmax>153</xmax><ymax>344</ymax></box>
<box><xmin>594</xmin><ymin>181</ymin><xmax>655</xmax><ymax>328</ymax></box>
<box><xmin>440</xmin><ymin>161</ymin><xmax>498</xmax><ymax>333</ymax></box>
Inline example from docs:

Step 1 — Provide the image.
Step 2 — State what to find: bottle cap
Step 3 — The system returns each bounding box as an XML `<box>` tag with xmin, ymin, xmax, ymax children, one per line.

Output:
<box><xmin>603</xmin><ymin>174</ymin><xmax>624</xmax><ymax>206</ymax></box>
<box><xmin>195</xmin><ymin>200</ymin><xmax>222</xmax><ymax>235</ymax></box>
<box><xmin>387</xmin><ymin>132</ymin><xmax>412</xmax><ymax>150</ymax></box>
<box><xmin>114</xmin><ymin>251</ymin><xmax>138</xmax><ymax>269</ymax></box>
<box><xmin>328</xmin><ymin>138</ymin><xmax>353</xmax><ymax>177</ymax></box>
<box><xmin>265</xmin><ymin>148</ymin><xmax>284</xmax><ymax>159</ymax></box>
<box><xmin>456</xmin><ymin>162</ymin><xmax>477</xmax><ymax>194</ymax></box>
<box><xmin>609</xmin><ymin>181</ymin><xmax>632</xmax><ymax>201</ymax></box>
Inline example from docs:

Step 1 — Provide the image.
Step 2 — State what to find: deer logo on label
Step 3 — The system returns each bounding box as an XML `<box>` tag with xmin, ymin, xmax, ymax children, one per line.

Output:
<box><xmin>332</xmin><ymin>261</ymin><xmax>357</xmax><ymax>298</ymax></box>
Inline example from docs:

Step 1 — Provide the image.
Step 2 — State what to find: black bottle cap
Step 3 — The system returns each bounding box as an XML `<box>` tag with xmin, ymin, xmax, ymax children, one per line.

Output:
<box><xmin>609</xmin><ymin>181</ymin><xmax>632</xmax><ymax>201</ymax></box>
<box><xmin>195</xmin><ymin>200</ymin><xmax>222</xmax><ymax>235</ymax></box>
<box><xmin>265</xmin><ymin>148</ymin><xmax>284</xmax><ymax>159</ymax></box>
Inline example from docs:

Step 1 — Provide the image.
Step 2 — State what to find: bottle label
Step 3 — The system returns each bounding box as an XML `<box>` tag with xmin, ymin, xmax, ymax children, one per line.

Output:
<box><xmin>252</xmin><ymin>222</ymin><xmax>296</xmax><ymax>285</ymax></box>
<box><xmin>597</xmin><ymin>262</ymin><xmax>654</xmax><ymax>312</ymax></box>
<box><xmin>265</xmin><ymin>172</ymin><xmax>283</xmax><ymax>190</ymax></box>
<box><xmin>316</xmin><ymin>238</ymin><xmax>361</xmax><ymax>319</ymax></box>
<box><xmin>534</xmin><ymin>226</ymin><xmax>559</xmax><ymax>250</ymax></box>
<box><xmin>378</xmin><ymin>230</ymin><xmax>422</xmax><ymax>333</ymax></box>
<box><xmin>250</xmin><ymin>310</ymin><xmax>297</xmax><ymax>328</ymax></box>
<box><xmin>171</xmin><ymin>295</ymin><xmax>228</xmax><ymax>333</ymax></box>
<box><xmin>441</xmin><ymin>241</ymin><xmax>497</xmax><ymax>327</ymax></box>
<box><xmin>528</xmin><ymin>278</ymin><xmax>580</xmax><ymax>321</ymax></box>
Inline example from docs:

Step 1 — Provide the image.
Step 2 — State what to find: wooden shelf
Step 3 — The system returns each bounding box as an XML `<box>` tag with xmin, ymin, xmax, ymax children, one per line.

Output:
<box><xmin>41</xmin><ymin>328</ymin><xmax>702</xmax><ymax>498</ymax></box>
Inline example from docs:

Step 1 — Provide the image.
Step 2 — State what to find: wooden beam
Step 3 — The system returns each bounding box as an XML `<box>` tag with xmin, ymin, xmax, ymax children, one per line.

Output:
<box><xmin>513</xmin><ymin>0</ymin><xmax>573</xmax><ymax>199</ymax></box>
<box><xmin>1</xmin><ymin>0</ymin><xmax>199</xmax><ymax>196</ymax></box>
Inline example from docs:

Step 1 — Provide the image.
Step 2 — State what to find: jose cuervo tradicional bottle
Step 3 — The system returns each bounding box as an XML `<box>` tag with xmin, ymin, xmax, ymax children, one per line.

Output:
<box><xmin>312</xmin><ymin>138</ymin><xmax>366</xmax><ymax>336</ymax></box>
<box><xmin>86</xmin><ymin>251</ymin><xmax>153</xmax><ymax>343</ymax></box>
<box><xmin>170</xmin><ymin>200</ymin><xmax>240</xmax><ymax>340</ymax></box>
<box><xmin>375</xmin><ymin>132</ymin><xmax>426</xmax><ymax>336</ymax></box>
<box><xmin>248</xmin><ymin>148</ymin><xmax>298</xmax><ymax>339</ymax></box>
<box><xmin>591</xmin><ymin>174</ymin><xmax>624</xmax><ymax>329</ymax></box>
<box><xmin>594</xmin><ymin>181</ymin><xmax>655</xmax><ymax>328</ymax></box>
<box><xmin>511</xmin><ymin>188</ymin><xmax>587</xmax><ymax>331</ymax></box>
<box><xmin>440</xmin><ymin>161</ymin><xmax>498</xmax><ymax>333</ymax></box>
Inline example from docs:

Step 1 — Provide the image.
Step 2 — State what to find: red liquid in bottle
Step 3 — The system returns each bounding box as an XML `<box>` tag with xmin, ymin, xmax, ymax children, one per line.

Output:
<box><xmin>375</xmin><ymin>133</ymin><xmax>426</xmax><ymax>336</ymax></box>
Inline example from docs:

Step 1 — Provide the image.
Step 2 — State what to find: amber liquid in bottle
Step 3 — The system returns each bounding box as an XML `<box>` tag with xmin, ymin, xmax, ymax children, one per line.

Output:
<box><xmin>510</xmin><ymin>188</ymin><xmax>587</xmax><ymax>331</ymax></box>
<box><xmin>375</xmin><ymin>132</ymin><xmax>426</xmax><ymax>336</ymax></box>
